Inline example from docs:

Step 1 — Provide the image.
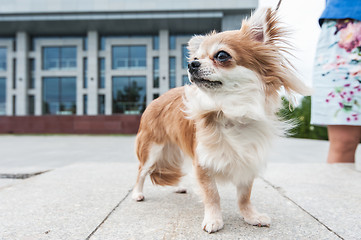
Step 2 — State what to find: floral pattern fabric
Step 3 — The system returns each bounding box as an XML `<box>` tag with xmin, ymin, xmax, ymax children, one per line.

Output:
<box><xmin>311</xmin><ymin>19</ymin><xmax>361</xmax><ymax>125</ymax></box>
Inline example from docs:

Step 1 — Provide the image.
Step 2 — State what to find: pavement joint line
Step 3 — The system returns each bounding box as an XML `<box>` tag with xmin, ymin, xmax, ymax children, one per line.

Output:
<box><xmin>0</xmin><ymin>170</ymin><xmax>51</xmax><ymax>179</ymax></box>
<box><xmin>86</xmin><ymin>188</ymin><xmax>133</xmax><ymax>240</ymax></box>
<box><xmin>261</xmin><ymin>178</ymin><xmax>344</xmax><ymax>240</ymax></box>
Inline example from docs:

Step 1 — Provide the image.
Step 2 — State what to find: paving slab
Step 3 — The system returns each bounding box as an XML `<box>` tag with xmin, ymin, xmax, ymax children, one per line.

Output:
<box><xmin>0</xmin><ymin>135</ymin><xmax>137</xmax><ymax>171</ymax></box>
<box><xmin>90</xmin><ymin>173</ymin><xmax>339</xmax><ymax>240</ymax></box>
<box><xmin>264</xmin><ymin>163</ymin><xmax>361</xmax><ymax>240</ymax></box>
<box><xmin>0</xmin><ymin>162</ymin><xmax>137</xmax><ymax>240</ymax></box>
<box><xmin>0</xmin><ymin>179</ymin><xmax>22</xmax><ymax>189</ymax></box>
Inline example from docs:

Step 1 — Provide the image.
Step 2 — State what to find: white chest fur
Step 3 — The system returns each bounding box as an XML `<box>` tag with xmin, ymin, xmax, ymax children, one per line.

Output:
<box><xmin>195</xmin><ymin>116</ymin><xmax>273</xmax><ymax>186</ymax></box>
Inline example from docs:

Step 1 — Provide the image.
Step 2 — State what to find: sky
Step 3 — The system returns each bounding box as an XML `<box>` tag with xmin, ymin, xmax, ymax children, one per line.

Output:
<box><xmin>258</xmin><ymin>0</ymin><xmax>326</xmax><ymax>87</ymax></box>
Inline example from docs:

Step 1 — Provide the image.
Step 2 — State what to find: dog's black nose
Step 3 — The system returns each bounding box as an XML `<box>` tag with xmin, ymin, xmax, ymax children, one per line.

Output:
<box><xmin>188</xmin><ymin>60</ymin><xmax>201</xmax><ymax>74</ymax></box>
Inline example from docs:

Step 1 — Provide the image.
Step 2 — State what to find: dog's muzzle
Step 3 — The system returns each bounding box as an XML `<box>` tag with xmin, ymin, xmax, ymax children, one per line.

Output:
<box><xmin>188</xmin><ymin>60</ymin><xmax>201</xmax><ymax>74</ymax></box>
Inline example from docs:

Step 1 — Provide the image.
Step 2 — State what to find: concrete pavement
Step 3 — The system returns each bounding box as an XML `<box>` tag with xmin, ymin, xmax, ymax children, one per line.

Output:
<box><xmin>0</xmin><ymin>136</ymin><xmax>360</xmax><ymax>239</ymax></box>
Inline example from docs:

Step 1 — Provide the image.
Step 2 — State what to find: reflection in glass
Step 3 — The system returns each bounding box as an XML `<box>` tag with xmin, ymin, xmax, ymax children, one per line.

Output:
<box><xmin>112</xmin><ymin>46</ymin><xmax>146</xmax><ymax>69</ymax></box>
<box><xmin>0</xmin><ymin>48</ymin><xmax>6</xmax><ymax>71</ymax></box>
<box><xmin>12</xmin><ymin>59</ymin><xmax>16</xmax><ymax>89</ymax></box>
<box><xmin>28</xmin><ymin>95</ymin><xmax>35</xmax><ymax>115</ymax></box>
<box><xmin>83</xmin><ymin>58</ymin><xmax>87</xmax><ymax>88</ymax></box>
<box><xmin>153</xmin><ymin>36</ymin><xmax>159</xmax><ymax>50</ymax></box>
<box><xmin>130</xmin><ymin>46</ymin><xmax>146</xmax><ymax>68</ymax></box>
<box><xmin>83</xmin><ymin>95</ymin><xmax>87</xmax><ymax>115</ymax></box>
<box><xmin>98</xmin><ymin>94</ymin><xmax>105</xmax><ymax>114</ymax></box>
<box><xmin>43</xmin><ymin>47</ymin><xmax>77</xmax><ymax>70</ymax></box>
<box><xmin>0</xmin><ymin>78</ymin><xmax>5</xmax><ymax>115</ymax></box>
<box><xmin>169</xmin><ymin>57</ymin><xmax>176</xmax><ymax>88</ymax></box>
<box><xmin>43</xmin><ymin>77</ymin><xmax>76</xmax><ymax>115</ymax></box>
<box><xmin>43</xmin><ymin>47</ymin><xmax>59</xmax><ymax>70</ymax></box>
<box><xmin>153</xmin><ymin>57</ymin><xmax>159</xmax><ymax>88</ymax></box>
<box><xmin>169</xmin><ymin>35</ymin><xmax>176</xmax><ymax>50</ymax></box>
<box><xmin>182</xmin><ymin>44</ymin><xmax>189</xmax><ymax>69</ymax></box>
<box><xmin>29</xmin><ymin>59</ymin><xmax>35</xmax><ymax>89</ymax></box>
<box><xmin>61</xmin><ymin>47</ymin><xmax>77</xmax><ymax>69</ymax></box>
<box><xmin>99</xmin><ymin>58</ymin><xmax>105</xmax><ymax>88</ymax></box>
<box><xmin>83</xmin><ymin>37</ymin><xmax>88</xmax><ymax>51</ymax></box>
<box><xmin>112</xmin><ymin>76</ymin><xmax>146</xmax><ymax>114</ymax></box>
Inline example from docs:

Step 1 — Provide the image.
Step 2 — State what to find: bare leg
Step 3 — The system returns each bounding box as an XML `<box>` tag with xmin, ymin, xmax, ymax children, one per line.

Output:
<box><xmin>327</xmin><ymin>125</ymin><xmax>361</xmax><ymax>163</ymax></box>
<box><xmin>237</xmin><ymin>181</ymin><xmax>270</xmax><ymax>227</ymax></box>
<box><xmin>195</xmin><ymin>164</ymin><xmax>223</xmax><ymax>233</ymax></box>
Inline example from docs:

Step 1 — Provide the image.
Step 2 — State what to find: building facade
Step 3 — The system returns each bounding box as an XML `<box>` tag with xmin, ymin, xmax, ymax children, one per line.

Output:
<box><xmin>0</xmin><ymin>0</ymin><xmax>257</xmax><ymax>133</ymax></box>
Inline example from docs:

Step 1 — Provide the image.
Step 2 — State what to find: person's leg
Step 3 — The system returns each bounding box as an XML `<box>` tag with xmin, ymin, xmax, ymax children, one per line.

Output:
<box><xmin>327</xmin><ymin>125</ymin><xmax>361</xmax><ymax>163</ymax></box>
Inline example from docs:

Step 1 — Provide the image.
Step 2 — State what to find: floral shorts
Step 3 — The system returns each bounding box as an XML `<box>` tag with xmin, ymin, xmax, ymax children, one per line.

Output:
<box><xmin>311</xmin><ymin>19</ymin><xmax>361</xmax><ymax>126</ymax></box>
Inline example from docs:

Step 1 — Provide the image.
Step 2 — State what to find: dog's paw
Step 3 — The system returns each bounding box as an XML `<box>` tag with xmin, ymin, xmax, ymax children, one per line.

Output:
<box><xmin>244</xmin><ymin>213</ymin><xmax>271</xmax><ymax>227</ymax></box>
<box><xmin>202</xmin><ymin>218</ymin><xmax>224</xmax><ymax>233</ymax></box>
<box><xmin>132</xmin><ymin>191</ymin><xmax>145</xmax><ymax>202</ymax></box>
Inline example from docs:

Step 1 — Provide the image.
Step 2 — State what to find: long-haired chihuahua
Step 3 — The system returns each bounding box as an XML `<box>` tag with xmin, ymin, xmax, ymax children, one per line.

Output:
<box><xmin>132</xmin><ymin>6</ymin><xmax>311</xmax><ymax>233</ymax></box>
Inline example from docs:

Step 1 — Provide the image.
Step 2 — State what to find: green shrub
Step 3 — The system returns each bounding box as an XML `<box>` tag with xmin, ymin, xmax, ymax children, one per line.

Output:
<box><xmin>278</xmin><ymin>96</ymin><xmax>328</xmax><ymax>140</ymax></box>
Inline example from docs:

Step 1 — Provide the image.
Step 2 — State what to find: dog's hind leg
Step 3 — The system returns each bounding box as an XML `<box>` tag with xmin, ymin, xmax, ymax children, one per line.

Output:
<box><xmin>132</xmin><ymin>143</ymin><xmax>164</xmax><ymax>201</ymax></box>
<box><xmin>132</xmin><ymin>166</ymin><xmax>148</xmax><ymax>201</ymax></box>
<box><xmin>237</xmin><ymin>180</ymin><xmax>271</xmax><ymax>227</ymax></box>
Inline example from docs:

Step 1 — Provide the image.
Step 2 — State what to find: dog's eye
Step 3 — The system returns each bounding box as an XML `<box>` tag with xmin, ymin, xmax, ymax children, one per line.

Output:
<box><xmin>214</xmin><ymin>51</ymin><xmax>231</xmax><ymax>62</ymax></box>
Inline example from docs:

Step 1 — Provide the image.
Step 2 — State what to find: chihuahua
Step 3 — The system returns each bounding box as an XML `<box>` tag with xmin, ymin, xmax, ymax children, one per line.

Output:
<box><xmin>132</xmin><ymin>7</ymin><xmax>311</xmax><ymax>233</ymax></box>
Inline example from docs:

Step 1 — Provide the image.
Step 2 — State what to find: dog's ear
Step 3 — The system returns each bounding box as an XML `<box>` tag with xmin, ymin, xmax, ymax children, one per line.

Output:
<box><xmin>187</xmin><ymin>35</ymin><xmax>205</xmax><ymax>56</ymax></box>
<box><xmin>242</xmin><ymin>8</ymin><xmax>283</xmax><ymax>45</ymax></box>
<box><xmin>242</xmin><ymin>8</ymin><xmax>313</xmax><ymax>100</ymax></box>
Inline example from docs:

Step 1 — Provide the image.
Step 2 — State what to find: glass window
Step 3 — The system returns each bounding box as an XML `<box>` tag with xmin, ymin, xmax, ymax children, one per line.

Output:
<box><xmin>28</xmin><ymin>95</ymin><xmax>35</xmax><ymax>115</ymax></box>
<box><xmin>112</xmin><ymin>46</ymin><xmax>146</xmax><ymax>69</ymax></box>
<box><xmin>153</xmin><ymin>93</ymin><xmax>159</xmax><ymax>100</ymax></box>
<box><xmin>61</xmin><ymin>47</ymin><xmax>77</xmax><ymax>69</ymax></box>
<box><xmin>0</xmin><ymin>78</ymin><xmax>5</xmax><ymax>115</ymax></box>
<box><xmin>83</xmin><ymin>37</ymin><xmax>88</xmax><ymax>51</ymax></box>
<box><xmin>169</xmin><ymin>57</ymin><xmax>176</xmax><ymax>88</ymax></box>
<box><xmin>130</xmin><ymin>46</ymin><xmax>146</xmax><ymax>68</ymax></box>
<box><xmin>182</xmin><ymin>75</ymin><xmax>190</xmax><ymax>85</ymax></box>
<box><xmin>153</xmin><ymin>36</ymin><xmax>159</xmax><ymax>50</ymax></box>
<box><xmin>153</xmin><ymin>57</ymin><xmax>159</xmax><ymax>88</ymax></box>
<box><xmin>182</xmin><ymin>45</ymin><xmax>189</xmax><ymax>69</ymax></box>
<box><xmin>43</xmin><ymin>47</ymin><xmax>59</xmax><ymax>70</ymax></box>
<box><xmin>0</xmin><ymin>48</ymin><xmax>6</xmax><ymax>71</ymax></box>
<box><xmin>99</xmin><ymin>58</ymin><xmax>105</xmax><ymax>88</ymax></box>
<box><xmin>112</xmin><ymin>46</ymin><xmax>128</xmax><ymax>69</ymax></box>
<box><xmin>83</xmin><ymin>95</ymin><xmax>87</xmax><ymax>115</ymax></box>
<box><xmin>169</xmin><ymin>35</ymin><xmax>176</xmax><ymax>50</ymax></box>
<box><xmin>98</xmin><ymin>94</ymin><xmax>105</xmax><ymax>115</ymax></box>
<box><xmin>12</xmin><ymin>95</ymin><xmax>16</xmax><ymax>116</ymax></box>
<box><xmin>43</xmin><ymin>77</ymin><xmax>76</xmax><ymax>115</ymax></box>
<box><xmin>112</xmin><ymin>76</ymin><xmax>146</xmax><ymax>114</ymax></box>
<box><xmin>100</xmin><ymin>36</ymin><xmax>106</xmax><ymax>51</ymax></box>
<box><xmin>13</xmin><ymin>59</ymin><xmax>16</xmax><ymax>89</ymax></box>
<box><xmin>29</xmin><ymin>59</ymin><xmax>35</xmax><ymax>89</ymax></box>
<box><xmin>43</xmin><ymin>46</ymin><xmax>77</xmax><ymax>70</ymax></box>
<box><xmin>83</xmin><ymin>58</ymin><xmax>87</xmax><ymax>88</ymax></box>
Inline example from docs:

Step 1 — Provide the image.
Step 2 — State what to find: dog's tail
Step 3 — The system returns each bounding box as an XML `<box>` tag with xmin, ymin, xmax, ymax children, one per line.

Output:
<box><xmin>148</xmin><ymin>142</ymin><xmax>184</xmax><ymax>186</ymax></box>
<box><xmin>150</xmin><ymin>164</ymin><xmax>183</xmax><ymax>186</ymax></box>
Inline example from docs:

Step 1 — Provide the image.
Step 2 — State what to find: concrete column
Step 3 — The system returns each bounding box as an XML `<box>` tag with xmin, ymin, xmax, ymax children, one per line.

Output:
<box><xmin>15</xmin><ymin>32</ymin><xmax>28</xmax><ymax>115</ymax></box>
<box><xmin>87</xmin><ymin>31</ymin><xmax>98</xmax><ymax>115</ymax></box>
<box><xmin>159</xmin><ymin>30</ymin><xmax>169</xmax><ymax>94</ymax></box>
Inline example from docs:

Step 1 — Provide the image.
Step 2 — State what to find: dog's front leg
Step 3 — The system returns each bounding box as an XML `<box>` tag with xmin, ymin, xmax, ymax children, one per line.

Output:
<box><xmin>195</xmin><ymin>164</ymin><xmax>223</xmax><ymax>233</ymax></box>
<box><xmin>237</xmin><ymin>180</ymin><xmax>271</xmax><ymax>227</ymax></box>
